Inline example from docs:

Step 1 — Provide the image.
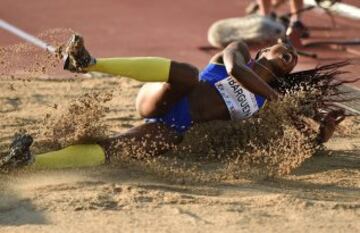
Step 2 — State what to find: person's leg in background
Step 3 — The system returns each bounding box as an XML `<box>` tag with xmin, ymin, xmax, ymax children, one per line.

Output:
<box><xmin>289</xmin><ymin>0</ymin><xmax>310</xmax><ymax>38</ymax></box>
<box><xmin>257</xmin><ymin>0</ymin><xmax>272</xmax><ymax>16</ymax></box>
<box><xmin>248</xmin><ymin>0</ymin><xmax>285</xmax><ymax>15</ymax></box>
<box><xmin>256</xmin><ymin>0</ymin><xmax>309</xmax><ymax>39</ymax></box>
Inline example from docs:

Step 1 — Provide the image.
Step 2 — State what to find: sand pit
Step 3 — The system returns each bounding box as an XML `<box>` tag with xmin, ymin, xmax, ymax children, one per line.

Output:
<box><xmin>1</xmin><ymin>33</ymin><xmax>360</xmax><ymax>232</ymax></box>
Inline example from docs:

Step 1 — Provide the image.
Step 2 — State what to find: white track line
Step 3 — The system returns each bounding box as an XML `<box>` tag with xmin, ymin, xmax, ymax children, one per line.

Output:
<box><xmin>337</xmin><ymin>84</ymin><xmax>360</xmax><ymax>115</ymax></box>
<box><xmin>304</xmin><ymin>0</ymin><xmax>360</xmax><ymax>20</ymax></box>
<box><xmin>0</xmin><ymin>19</ymin><xmax>57</xmax><ymax>54</ymax></box>
<box><xmin>0</xmin><ymin>19</ymin><xmax>94</xmax><ymax>78</ymax></box>
<box><xmin>334</xmin><ymin>103</ymin><xmax>360</xmax><ymax>115</ymax></box>
<box><xmin>344</xmin><ymin>83</ymin><xmax>360</xmax><ymax>93</ymax></box>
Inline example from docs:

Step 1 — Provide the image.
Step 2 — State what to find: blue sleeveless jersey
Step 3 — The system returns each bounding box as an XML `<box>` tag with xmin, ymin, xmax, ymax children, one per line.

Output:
<box><xmin>145</xmin><ymin>62</ymin><xmax>266</xmax><ymax>133</ymax></box>
<box><xmin>200</xmin><ymin>63</ymin><xmax>266</xmax><ymax>108</ymax></box>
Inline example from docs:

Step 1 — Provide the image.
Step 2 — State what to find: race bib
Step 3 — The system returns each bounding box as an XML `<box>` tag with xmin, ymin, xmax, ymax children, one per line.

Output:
<box><xmin>215</xmin><ymin>76</ymin><xmax>260</xmax><ymax>120</ymax></box>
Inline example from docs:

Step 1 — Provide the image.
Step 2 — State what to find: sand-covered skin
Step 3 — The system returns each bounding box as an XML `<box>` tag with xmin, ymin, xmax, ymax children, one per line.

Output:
<box><xmin>1</xmin><ymin>38</ymin><xmax>360</xmax><ymax>232</ymax></box>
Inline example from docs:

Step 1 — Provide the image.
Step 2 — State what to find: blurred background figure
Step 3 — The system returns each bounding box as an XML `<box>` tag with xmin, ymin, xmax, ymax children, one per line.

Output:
<box><xmin>208</xmin><ymin>0</ymin><xmax>314</xmax><ymax>50</ymax></box>
<box><xmin>257</xmin><ymin>0</ymin><xmax>310</xmax><ymax>38</ymax></box>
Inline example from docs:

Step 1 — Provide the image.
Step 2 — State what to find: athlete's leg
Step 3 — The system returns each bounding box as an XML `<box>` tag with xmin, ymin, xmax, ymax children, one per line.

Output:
<box><xmin>290</xmin><ymin>0</ymin><xmax>304</xmax><ymax>22</ymax></box>
<box><xmin>135</xmin><ymin>60</ymin><xmax>198</xmax><ymax>117</ymax></box>
<box><xmin>1</xmin><ymin>123</ymin><xmax>181</xmax><ymax>170</ymax></box>
<box><xmin>64</xmin><ymin>34</ymin><xmax>199</xmax><ymax>116</ymax></box>
<box><xmin>257</xmin><ymin>0</ymin><xmax>272</xmax><ymax>16</ymax></box>
<box><xmin>34</xmin><ymin>123</ymin><xmax>181</xmax><ymax>168</ymax></box>
<box><xmin>0</xmin><ymin>133</ymin><xmax>106</xmax><ymax>170</ymax></box>
<box><xmin>288</xmin><ymin>0</ymin><xmax>309</xmax><ymax>38</ymax></box>
<box><xmin>64</xmin><ymin>34</ymin><xmax>198</xmax><ymax>86</ymax></box>
<box><xmin>99</xmin><ymin>122</ymin><xmax>182</xmax><ymax>159</ymax></box>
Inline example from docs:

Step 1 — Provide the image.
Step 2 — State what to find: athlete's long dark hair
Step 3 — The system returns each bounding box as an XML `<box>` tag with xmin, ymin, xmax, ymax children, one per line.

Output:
<box><xmin>270</xmin><ymin>60</ymin><xmax>359</xmax><ymax>120</ymax></box>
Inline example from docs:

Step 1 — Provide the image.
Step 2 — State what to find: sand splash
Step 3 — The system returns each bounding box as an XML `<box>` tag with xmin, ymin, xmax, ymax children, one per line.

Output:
<box><xmin>40</xmin><ymin>91</ymin><xmax>113</xmax><ymax>150</ymax></box>
<box><xmin>136</xmin><ymin>92</ymin><xmax>319</xmax><ymax>182</ymax></box>
<box><xmin>39</xmin><ymin>89</ymin><xmax>319</xmax><ymax>182</ymax></box>
<box><xmin>0</xmin><ymin>28</ymin><xmax>73</xmax><ymax>78</ymax></box>
<box><xmin>180</xmin><ymin>92</ymin><xmax>318</xmax><ymax>178</ymax></box>
<box><xmin>0</xmin><ymin>29</ymin><xmax>338</xmax><ymax>181</ymax></box>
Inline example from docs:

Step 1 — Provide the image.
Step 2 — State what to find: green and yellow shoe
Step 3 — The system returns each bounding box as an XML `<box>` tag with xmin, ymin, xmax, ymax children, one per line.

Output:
<box><xmin>0</xmin><ymin>133</ymin><xmax>33</xmax><ymax>171</ymax></box>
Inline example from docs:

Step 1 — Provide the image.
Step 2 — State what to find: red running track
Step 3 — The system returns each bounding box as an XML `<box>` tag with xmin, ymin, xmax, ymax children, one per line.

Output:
<box><xmin>0</xmin><ymin>0</ymin><xmax>359</xmax><ymax>83</ymax></box>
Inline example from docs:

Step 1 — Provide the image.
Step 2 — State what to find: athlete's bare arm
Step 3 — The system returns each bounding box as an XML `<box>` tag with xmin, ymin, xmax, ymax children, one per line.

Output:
<box><xmin>222</xmin><ymin>41</ymin><xmax>279</xmax><ymax>100</ymax></box>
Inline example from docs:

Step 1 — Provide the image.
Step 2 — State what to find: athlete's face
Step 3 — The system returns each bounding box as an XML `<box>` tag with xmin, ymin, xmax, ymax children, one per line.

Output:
<box><xmin>256</xmin><ymin>43</ymin><xmax>298</xmax><ymax>76</ymax></box>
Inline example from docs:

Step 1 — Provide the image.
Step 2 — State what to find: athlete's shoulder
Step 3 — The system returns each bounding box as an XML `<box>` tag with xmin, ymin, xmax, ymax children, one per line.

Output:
<box><xmin>224</xmin><ymin>41</ymin><xmax>251</xmax><ymax>63</ymax></box>
<box><xmin>209</xmin><ymin>41</ymin><xmax>252</xmax><ymax>65</ymax></box>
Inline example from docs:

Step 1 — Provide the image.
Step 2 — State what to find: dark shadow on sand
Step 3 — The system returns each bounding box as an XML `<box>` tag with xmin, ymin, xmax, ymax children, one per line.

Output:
<box><xmin>0</xmin><ymin>176</ymin><xmax>48</xmax><ymax>226</ymax></box>
<box><xmin>293</xmin><ymin>149</ymin><xmax>360</xmax><ymax>176</ymax></box>
<box><xmin>247</xmin><ymin>149</ymin><xmax>360</xmax><ymax>202</ymax></box>
<box><xmin>256</xmin><ymin>177</ymin><xmax>360</xmax><ymax>202</ymax></box>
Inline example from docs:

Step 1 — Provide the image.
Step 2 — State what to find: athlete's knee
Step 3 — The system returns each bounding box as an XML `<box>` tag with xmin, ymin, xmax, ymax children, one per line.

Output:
<box><xmin>136</xmin><ymin>96</ymin><xmax>161</xmax><ymax>118</ymax></box>
<box><xmin>137</xmin><ymin>105</ymin><xmax>158</xmax><ymax>118</ymax></box>
<box><xmin>136</xmin><ymin>96</ymin><xmax>154</xmax><ymax>118</ymax></box>
<box><xmin>169</xmin><ymin>61</ymin><xmax>199</xmax><ymax>87</ymax></box>
<box><xmin>135</xmin><ymin>84</ymin><xmax>167</xmax><ymax>118</ymax></box>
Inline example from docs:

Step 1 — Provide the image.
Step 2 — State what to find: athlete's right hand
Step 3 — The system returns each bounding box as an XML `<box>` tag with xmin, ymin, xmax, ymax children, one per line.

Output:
<box><xmin>317</xmin><ymin>109</ymin><xmax>346</xmax><ymax>143</ymax></box>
